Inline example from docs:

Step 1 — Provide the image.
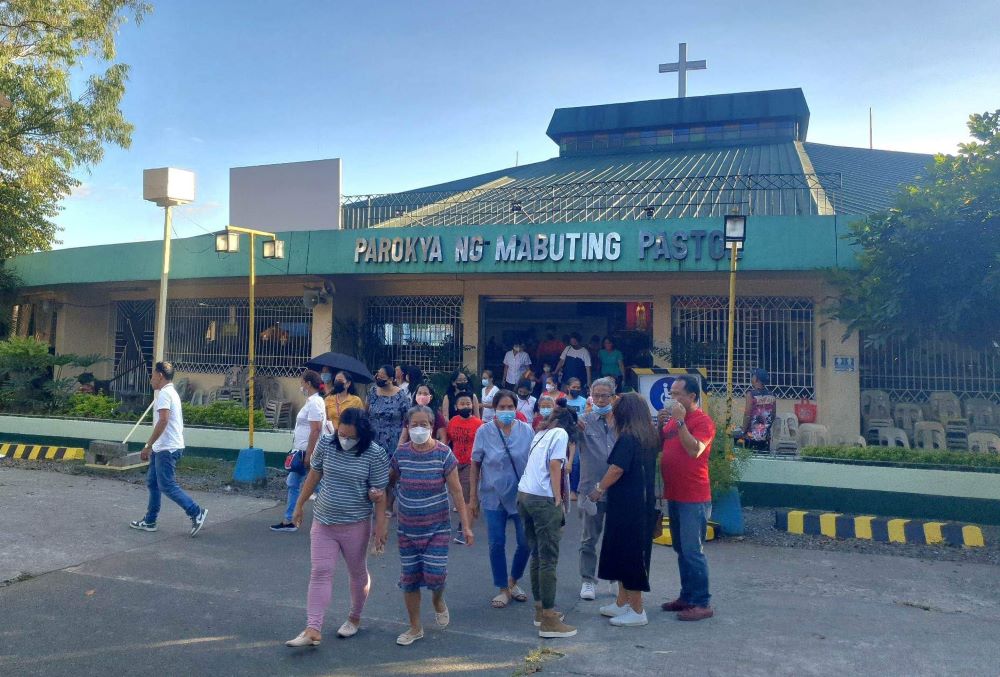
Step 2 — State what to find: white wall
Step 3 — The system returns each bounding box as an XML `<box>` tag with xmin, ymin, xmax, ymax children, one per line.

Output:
<box><xmin>230</xmin><ymin>159</ymin><xmax>342</xmax><ymax>232</ymax></box>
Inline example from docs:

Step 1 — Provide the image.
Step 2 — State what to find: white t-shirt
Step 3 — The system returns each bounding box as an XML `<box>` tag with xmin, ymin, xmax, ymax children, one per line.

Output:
<box><xmin>516</xmin><ymin>394</ymin><xmax>536</xmax><ymax>422</ymax></box>
<box><xmin>481</xmin><ymin>384</ymin><xmax>499</xmax><ymax>422</ymax></box>
<box><xmin>518</xmin><ymin>428</ymin><xmax>568</xmax><ymax>498</ymax></box>
<box><xmin>559</xmin><ymin>345</ymin><xmax>592</xmax><ymax>367</ymax></box>
<box><xmin>294</xmin><ymin>392</ymin><xmax>327</xmax><ymax>451</ymax></box>
<box><xmin>151</xmin><ymin>383</ymin><xmax>185</xmax><ymax>452</ymax></box>
<box><xmin>503</xmin><ymin>350</ymin><xmax>532</xmax><ymax>385</ymax></box>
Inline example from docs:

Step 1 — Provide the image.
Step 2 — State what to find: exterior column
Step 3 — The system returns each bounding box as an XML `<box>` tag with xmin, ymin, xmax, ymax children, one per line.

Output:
<box><xmin>651</xmin><ymin>293</ymin><xmax>671</xmax><ymax>367</ymax></box>
<box><xmin>461</xmin><ymin>281</ymin><xmax>480</xmax><ymax>374</ymax></box>
<box><xmin>814</xmin><ymin>314</ymin><xmax>860</xmax><ymax>440</ymax></box>
<box><xmin>311</xmin><ymin>298</ymin><xmax>333</xmax><ymax>357</ymax></box>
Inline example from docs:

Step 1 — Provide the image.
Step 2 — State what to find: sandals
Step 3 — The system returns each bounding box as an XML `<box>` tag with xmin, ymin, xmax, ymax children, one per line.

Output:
<box><xmin>435</xmin><ymin>604</ymin><xmax>450</xmax><ymax>628</ymax></box>
<box><xmin>285</xmin><ymin>631</ymin><xmax>321</xmax><ymax>647</ymax></box>
<box><xmin>509</xmin><ymin>585</ymin><xmax>528</xmax><ymax>602</ymax></box>
<box><xmin>491</xmin><ymin>591</ymin><xmax>512</xmax><ymax>609</ymax></box>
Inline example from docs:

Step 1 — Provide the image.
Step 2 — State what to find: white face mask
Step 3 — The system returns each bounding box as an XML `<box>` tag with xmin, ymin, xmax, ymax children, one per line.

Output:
<box><xmin>300</xmin><ymin>386</ymin><xmax>308</xmax><ymax>396</ymax></box>
<box><xmin>339</xmin><ymin>436</ymin><xmax>359</xmax><ymax>451</ymax></box>
<box><xmin>410</xmin><ymin>426</ymin><xmax>432</xmax><ymax>445</ymax></box>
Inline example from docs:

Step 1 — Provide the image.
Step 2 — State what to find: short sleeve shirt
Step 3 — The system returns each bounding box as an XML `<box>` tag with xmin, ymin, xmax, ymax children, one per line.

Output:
<box><xmin>446</xmin><ymin>415</ymin><xmax>483</xmax><ymax>465</ymax></box>
<box><xmin>503</xmin><ymin>350</ymin><xmax>532</xmax><ymax>385</ymax></box>
<box><xmin>294</xmin><ymin>392</ymin><xmax>326</xmax><ymax>451</ymax></box>
<box><xmin>472</xmin><ymin>420</ymin><xmax>533</xmax><ymax>514</ymax></box>
<box><xmin>310</xmin><ymin>438</ymin><xmax>390</xmax><ymax>525</ymax></box>
<box><xmin>516</xmin><ymin>395</ymin><xmax>536</xmax><ymax>421</ymax></box>
<box><xmin>661</xmin><ymin>408</ymin><xmax>716</xmax><ymax>503</ymax></box>
<box><xmin>151</xmin><ymin>383</ymin><xmax>184</xmax><ymax>452</ymax></box>
<box><xmin>598</xmin><ymin>349</ymin><xmax>624</xmax><ymax>376</ymax></box>
<box><xmin>518</xmin><ymin>427</ymin><xmax>568</xmax><ymax>498</ymax></box>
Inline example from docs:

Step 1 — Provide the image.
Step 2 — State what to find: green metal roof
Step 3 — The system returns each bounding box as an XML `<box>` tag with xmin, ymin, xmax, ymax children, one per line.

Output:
<box><xmin>545</xmin><ymin>89</ymin><xmax>810</xmax><ymax>142</ymax></box>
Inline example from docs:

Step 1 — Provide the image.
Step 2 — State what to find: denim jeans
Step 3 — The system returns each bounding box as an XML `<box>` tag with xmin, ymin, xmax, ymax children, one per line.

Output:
<box><xmin>484</xmin><ymin>507</ymin><xmax>530</xmax><ymax>589</ymax></box>
<box><xmin>517</xmin><ymin>492</ymin><xmax>564</xmax><ymax>609</ymax></box>
<box><xmin>284</xmin><ymin>470</ymin><xmax>305</xmax><ymax>522</ymax></box>
<box><xmin>668</xmin><ymin>500</ymin><xmax>712</xmax><ymax>607</ymax></box>
<box><xmin>144</xmin><ymin>449</ymin><xmax>200</xmax><ymax>523</ymax></box>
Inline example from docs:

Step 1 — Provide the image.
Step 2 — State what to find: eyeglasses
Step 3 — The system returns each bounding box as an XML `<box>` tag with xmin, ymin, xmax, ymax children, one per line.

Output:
<box><xmin>591</xmin><ymin>392</ymin><xmax>613</xmax><ymax>401</ymax></box>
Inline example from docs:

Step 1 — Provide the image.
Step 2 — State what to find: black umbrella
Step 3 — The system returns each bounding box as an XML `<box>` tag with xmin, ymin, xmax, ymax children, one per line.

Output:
<box><xmin>304</xmin><ymin>352</ymin><xmax>374</xmax><ymax>384</ymax></box>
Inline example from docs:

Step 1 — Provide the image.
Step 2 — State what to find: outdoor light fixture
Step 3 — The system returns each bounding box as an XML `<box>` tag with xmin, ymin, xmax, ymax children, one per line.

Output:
<box><xmin>724</xmin><ymin>214</ymin><xmax>746</xmax><ymax>245</ymax></box>
<box><xmin>215</xmin><ymin>231</ymin><xmax>239</xmax><ymax>253</ymax></box>
<box><xmin>644</xmin><ymin>206</ymin><xmax>655</xmax><ymax>219</ymax></box>
<box><xmin>262</xmin><ymin>239</ymin><xmax>285</xmax><ymax>259</ymax></box>
<box><xmin>511</xmin><ymin>201</ymin><xmax>523</xmax><ymax>213</ymax></box>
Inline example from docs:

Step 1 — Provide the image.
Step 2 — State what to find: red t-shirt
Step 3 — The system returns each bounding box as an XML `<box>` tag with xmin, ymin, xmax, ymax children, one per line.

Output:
<box><xmin>447</xmin><ymin>415</ymin><xmax>483</xmax><ymax>465</ymax></box>
<box><xmin>661</xmin><ymin>408</ymin><xmax>716</xmax><ymax>503</ymax></box>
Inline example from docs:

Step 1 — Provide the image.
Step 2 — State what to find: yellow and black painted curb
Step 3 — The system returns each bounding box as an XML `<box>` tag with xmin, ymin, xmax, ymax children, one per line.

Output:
<box><xmin>0</xmin><ymin>442</ymin><xmax>85</xmax><ymax>461</ymax></box>
<box><xmin>774</xmin><ymin>509</ymin><xmax>984</xmax><ymax>548</ymax></box>
<box><xmin>653</xmin><ymin>517</ymin><xmax>719</xmax><ymax>547</ymax></box>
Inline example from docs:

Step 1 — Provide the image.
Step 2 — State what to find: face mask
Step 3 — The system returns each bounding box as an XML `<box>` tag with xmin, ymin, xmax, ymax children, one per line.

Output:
<box><xmin>375</xmin><ymin>378</ymin><xmax>388</xmax><ymax>387</ymax></box>
<box><xmin>496</xmin><ymin>411</ymin><xmax>516</xmax><ymax>425</ymax></box>
<box><xmin>539</xmin><ymin>407</ymin><xmax>553</xmax><ymax>418</ymax></box>
<box><xmin>593</xmin><ymin>403</ymin><xmax>613</xmax><ymax>415</ymax></box>
<box><xmin>320</xmin><ymin>373</ymin><xmax>332</xmax><ymax>384</ymax></box>
<box><xmin>332</xmin><ymin>382</ymin><xmax>345</xmax><ymax>394</ymax></box>
<box><xmin>410</xmin><ymin>426</ymin><xmax>432</xmax><ymax>444</ymax></box>
<box><xmin>457</xmin><ymin>408</ymin><xmax>473</xmax><ymax>418</ymax></box>
<box><xmin>569</xmin><ymin>390</ymin><xmax>580</xmax><ymax>398</ymax></box>
<box><xmin>518</xmin><ymin>393</ymin><xmax>529</xmax><ymax>400</ymax></box>
<box><xmin>415</xmin><ymin>394</ymin><xmax>432</xmax><ymax>406</ymax></box>
<box><xmin>339</xmin><ymin>436</ymin><xmax>358</xmax><ymax>451</ymax></box>
<box><xmin>481</xmin><ymin>378</ymin><xmax>490</xmax><ymax>386</ymax></box>
<box><xmin>300</xmin><ymin>386</ymin><xmax>308</xmax><ymax>396</ymax></box>
<box><xmin>545</xmin><ymin>383</ymin><xmax>556</xmax><ymax>392</ymax></box>
<box><xmin>456</xmin><ymin>382</ymin><xmax>468</xmax><ymax>389</ymax></box>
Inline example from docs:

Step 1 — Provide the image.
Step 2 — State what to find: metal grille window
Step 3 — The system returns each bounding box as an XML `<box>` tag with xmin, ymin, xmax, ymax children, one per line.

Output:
<box><xmin>165</xmin><ymin>297</ymin><xmax>313</xmax><ymax>378</ymax></box>
<box><xmin>671</xmin><ymin>296</ymin><xmax>814</xmax><ymax>399</ymax></box>
<box><xmin>860</xmin><ymin>336</ymin><xmax>1000</xmax><ymax>404</ymax></box>
<box><xmin>365</xmin><ymin>296</ymin><xmax>464</xmax><ymax>376</ymax></box>
<box><xmin>113</xmin><ymin>300</ymin><xmax>155</xmax><ymax>398</ymax></box>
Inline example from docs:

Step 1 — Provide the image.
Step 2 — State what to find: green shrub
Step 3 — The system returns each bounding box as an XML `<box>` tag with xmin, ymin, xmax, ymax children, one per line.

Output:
<box><xmin>801</xmin><ymin>445</ymin><xmax>1000</xmax><ymax>469</ymax></box>
<box><xmin>182</xmin><ymin>401</ymin><xmax>270</xmax><ymax>429</ymax></box>
<box><xmin>704</xmin><ymin>395</ymin><xmax>753</xmax><ymax>495</ymax></box>
<box><xmin>65</xmin><ymin>393</ymin><xmax>120</xmax><ymax>419</ymax></box>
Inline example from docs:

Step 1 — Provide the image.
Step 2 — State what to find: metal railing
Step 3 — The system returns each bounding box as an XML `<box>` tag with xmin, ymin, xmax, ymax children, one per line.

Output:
<box><xmin>341</xmin><ymin>173</ymin><xmax>842</xmax><ymax>229</ymax></box>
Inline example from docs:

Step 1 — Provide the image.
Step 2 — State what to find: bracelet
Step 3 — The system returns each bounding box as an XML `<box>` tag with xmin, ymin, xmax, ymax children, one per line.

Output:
<box><xmin>595</xmin><ymin>484</ymin><xmax>605</xmax><ymax>494</ymax></box>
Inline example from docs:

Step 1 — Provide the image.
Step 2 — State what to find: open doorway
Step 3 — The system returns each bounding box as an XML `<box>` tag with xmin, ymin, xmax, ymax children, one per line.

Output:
<box><xmin>480</xmin><ymin>299</ymin><xmax>654</xmax><ymax>386</ymax></box>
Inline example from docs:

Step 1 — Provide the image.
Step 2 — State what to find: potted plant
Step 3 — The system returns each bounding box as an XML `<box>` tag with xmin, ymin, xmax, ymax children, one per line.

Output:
<box><xmin>706</xmin><ymin>395</ymin><xmax>752</xmax><ymax>535</ymax></box>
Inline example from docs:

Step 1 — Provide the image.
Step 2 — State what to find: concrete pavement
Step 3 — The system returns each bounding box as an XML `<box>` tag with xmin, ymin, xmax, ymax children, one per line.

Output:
<box><xmin>1</xmin><ymin>466</ymin><xmax>999</xmax><ymax>676</ymax></box>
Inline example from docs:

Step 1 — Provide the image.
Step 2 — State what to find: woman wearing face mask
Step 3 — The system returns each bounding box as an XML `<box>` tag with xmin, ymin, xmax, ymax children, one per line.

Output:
<box><xmin>514</xmin><ymin>378</ymin><xmax>537</xmax><ymax>423</ymax></box>
<box><xmin>325</xmin><ymin>371</ymin><xmax>363</xmax><ymax>432</ymax></box>
<box><xmin>285</xmin><ymin>408</ymin><xmax>389</xmax><ymax>647</ymax></box>
<box><xmin>319</xmin><ymin>367</ymin><xmax>335</xmax><ymax>394</ymax></box>
<box><xmin>387</xmin><ymin>406</ymin><xmax>474</xmax><ymax>646</ymax></box>
<box><xmin>542</xmin><ymin>375</ymin><xmax>566</xmax><ymax>403</ymax></box>
<box><xmin>398</xmin><ymin>384</ymin><xmax>448</xmax><ymax>445</ymax></box>
<box><xmin>441</xmin><ymin>370</ymin><xmax>480</xmax><ymax>423</ymax></box>
<box><xmin>469</xmin><ymin>389</ymin><xmax>532</xmax><ymax>609</ymax></box>
<box><xmin>272</xmin><ymin>370</ymin><xmax>327</xmax><ymax>533</ymax></box>
<box><xmin>480</xmin><ymin>370</ymin><xmax>499</xmax><ymax>422</ymax></box>
<box><xmin>533</xmin><ymin>395</ymin><xmax>556</xmax><ymax>431</ymax></box>
<box><xmin>367</xmin><ymin>364</ymin><xmax>411</xmax><ymax>455</ymax></box>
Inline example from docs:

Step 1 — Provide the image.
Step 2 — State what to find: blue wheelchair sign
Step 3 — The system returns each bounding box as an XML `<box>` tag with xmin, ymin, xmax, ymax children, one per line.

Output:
<box><xmin>648</xmin><ymin>376</ymin><xmax>676</xmax><ymax>411</ymax></box>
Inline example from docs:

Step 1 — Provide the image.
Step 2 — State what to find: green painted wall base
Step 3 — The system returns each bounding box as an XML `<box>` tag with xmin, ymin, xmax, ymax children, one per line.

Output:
<box><xmin>741</xmin><ymin>482</ymin><xmax>1000</xmax><ymax>526</ymax></box>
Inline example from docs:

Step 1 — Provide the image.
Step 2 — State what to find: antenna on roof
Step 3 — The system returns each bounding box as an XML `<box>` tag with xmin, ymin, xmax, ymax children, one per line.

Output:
<box><xmin>515</xmin><ymin>150</ymin><xmax>519</xmax><ymax>167</ymax></box>
<box><xmin>869</xmin><ymin>107</ymin><xmax>873</xmax><ymax>150</ymax></box>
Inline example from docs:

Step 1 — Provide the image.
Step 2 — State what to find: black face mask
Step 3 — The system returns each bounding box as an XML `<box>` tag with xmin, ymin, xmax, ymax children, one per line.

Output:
<box><xmin>332</xmin><ymin>382</ymin><xmax>346</xmax><ymax>394</ymax></box>
<box><xmin>518</xmin><ymin>393</ymin><xmax>529</xmax><ymax>400</ymax></box>
<box><xmin>455</xmin><ymin>382</ymin><xmax>468</xmax><ymax>390</ymax></box>
<box><xmin>457</xmin><ymin>408</ymin><xmax>473</xmax><ymax>418</ymax></box>
<box><xmin>569</xmin><ymin>390</ymin><xmax>580</xmax><ymax>398</ymax></box>
<box><xmin>375</xmin><ymin>378</ymin><xmax>389</xmax><ymax>387</ymax></box>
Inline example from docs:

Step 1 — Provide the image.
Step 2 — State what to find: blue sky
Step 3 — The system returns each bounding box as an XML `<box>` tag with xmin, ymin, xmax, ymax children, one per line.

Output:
<box><xmin>58</xmin><ymin>0</ymin><xmax>1000</xmax><ymax>249</ymax></box>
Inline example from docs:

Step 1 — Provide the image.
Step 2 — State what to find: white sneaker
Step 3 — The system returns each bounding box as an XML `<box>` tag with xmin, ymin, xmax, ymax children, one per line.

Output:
<box><xmin>609</xmin><ymin>608</ymin><xmax>648</xmax><ymax>627</ymax></box>
<box><xmin>600</xmin><ymin>602</ymin><xmax>630</xmax><ymax>618</ymax></box>
<box><xmin>580</xmin><ymin>581</ymin><xmax>596</xmax><ymax>600</ymax></box>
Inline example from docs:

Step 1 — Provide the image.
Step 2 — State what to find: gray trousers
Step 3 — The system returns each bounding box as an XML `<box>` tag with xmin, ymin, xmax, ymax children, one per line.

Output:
<box><xmin>579</xmin><ymin>501</ymin><xmax>607</xmax><ymax>582</ymax></box>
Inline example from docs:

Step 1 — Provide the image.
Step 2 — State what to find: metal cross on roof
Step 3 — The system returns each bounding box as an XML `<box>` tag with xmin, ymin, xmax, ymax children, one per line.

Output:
<box><xmin>658</xmin><ymin>42</ymin><xmax>707</xmax><ymax>98</ymax></box>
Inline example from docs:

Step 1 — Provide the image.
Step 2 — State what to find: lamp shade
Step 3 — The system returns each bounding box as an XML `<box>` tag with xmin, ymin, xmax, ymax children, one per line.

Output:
<box><xmin>215</xmin><ymin>232</ymin><xmax>239</xmax><ymax>253</ymax></box>
<box><xmin>262</xmin><ymin>239</ymin><xmax>285</xmax><ymax>260</ymax></box>
<box><xmin>724</xmin><ymin>214</ymin><xmax>746</xmax><ymax>243</ymax></box>
<box><xmin>143</xmin><ymin>168</ymin><xmax>195</xmax><ymax>207</ymax></box>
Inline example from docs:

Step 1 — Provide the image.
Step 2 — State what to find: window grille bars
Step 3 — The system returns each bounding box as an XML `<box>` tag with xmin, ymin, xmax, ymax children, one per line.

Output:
<box><xmin>364</xmin><ymin>296</ymin><xmax>464</xmax><ymax>376</ymax></box>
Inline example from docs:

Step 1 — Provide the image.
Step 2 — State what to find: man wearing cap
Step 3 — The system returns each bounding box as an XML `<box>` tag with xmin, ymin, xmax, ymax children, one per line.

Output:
<box><xmin>742</xmin><ymin>369</ymin><xmax>776</xmax><ymax>452</ymax></box>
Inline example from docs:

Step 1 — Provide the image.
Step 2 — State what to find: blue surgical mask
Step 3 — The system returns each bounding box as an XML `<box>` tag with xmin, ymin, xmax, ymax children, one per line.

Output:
<box><xmin>320</xmin><ymin>373</ymin><xmax>332</xmax><ymax>384</ymax></box>
<box><xmin>496</xmin><ymin>411</ymin><xmax>516</xmax><ymax>425</ymax></box>
<box><xmin>482</xmin><ymin>378</ymin><xmax>490</xmax><ymax>386</ymax></box>
<box><xmin>539</xmin><ymin>407</ymin><xmax>553</xmax><ymax>418</ymax></box>
<box><xmin>593</xmin><ymin>403</ymin><xmax>613</xmax><ymax>416</ymax></box>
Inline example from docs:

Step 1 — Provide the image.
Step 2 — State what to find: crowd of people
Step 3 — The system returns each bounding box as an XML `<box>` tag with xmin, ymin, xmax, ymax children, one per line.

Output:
<box><xmin>129</xmin><ymin>359</ymin><xmax>718</xmax><ymax>651</ymax></box>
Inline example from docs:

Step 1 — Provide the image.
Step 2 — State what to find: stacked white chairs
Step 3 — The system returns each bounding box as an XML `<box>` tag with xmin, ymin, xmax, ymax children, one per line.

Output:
<box><xmin>965</xmin><ymin>398</ymin><xmax>999</xmax><ymax>434</ymax></box>
<box><xmin>913</xmin><ymin>421</ymin><xmax>946</xmax><ymax>450</ymax></box>
<box><xmin>832</xmin><ymin>434</ymin><xmax>867</xmax><ymax>447</ymax></box>
<box><xmin>771</xmin><ymin>412</ymin><xmax>800</xmax><ymax>456</ymax></box>
<box><xmin>797</xmin><ymin>423</ymin><xmax>830</xmax><ymax>449</ymax></box>
<box><xmin>893</xmin><ymin>403</ymin><xmax>924</xmax><ymax>440</ymax></box>
<box><xmin>876</xmin><ymin>427</ymin><xmax>910</xmax><ymax>448</ymax></box>
<box><xmin>968</xmin><ymin>432</ymin><xmax>1000</xmax><ymax>454</ymax></box>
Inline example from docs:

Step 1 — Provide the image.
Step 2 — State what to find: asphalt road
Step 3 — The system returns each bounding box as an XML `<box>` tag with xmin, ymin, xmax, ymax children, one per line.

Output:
<box><xmin>2</xmin><ymin>466</ymin><xmax>999</xmax><ymax>676</ymax></box>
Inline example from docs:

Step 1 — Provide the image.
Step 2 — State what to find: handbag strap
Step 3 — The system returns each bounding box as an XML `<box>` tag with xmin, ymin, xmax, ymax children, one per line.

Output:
<box><xmin>497</xmin><ymin>424</ymin><xmax>521</xmax><ymax>482</ymax></box>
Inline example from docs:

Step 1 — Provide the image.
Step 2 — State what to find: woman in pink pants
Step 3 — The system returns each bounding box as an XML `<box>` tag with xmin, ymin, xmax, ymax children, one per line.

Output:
<box><xmin>286</xmin><ymin>407</ymin><xmax>390</xmax><ymax>647</ymax></box>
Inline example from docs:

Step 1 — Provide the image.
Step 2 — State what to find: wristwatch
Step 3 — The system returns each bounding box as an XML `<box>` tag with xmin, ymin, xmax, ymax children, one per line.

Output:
<box><xmin>677</xmin><ymin>420</ymin><xmax>686</xmax><ymax>428</ymax></box>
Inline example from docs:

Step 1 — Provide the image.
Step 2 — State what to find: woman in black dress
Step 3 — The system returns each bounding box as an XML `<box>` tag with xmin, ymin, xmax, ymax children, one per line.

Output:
<box><xmin>589</xmin><ymin>392</ymin><xmax>660</xmax><ymax>627</ymax></box>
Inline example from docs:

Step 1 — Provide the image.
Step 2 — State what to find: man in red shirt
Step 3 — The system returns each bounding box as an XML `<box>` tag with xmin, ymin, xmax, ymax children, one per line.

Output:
<box><xmin>446</xmin><ymin>392</ymin><xmax>483</xmax><ymax>544</ymax></box>
<box><xmin>656</xmin><ymin>374</ymin><xmax>716</xmax><ymax>621</ymax></box>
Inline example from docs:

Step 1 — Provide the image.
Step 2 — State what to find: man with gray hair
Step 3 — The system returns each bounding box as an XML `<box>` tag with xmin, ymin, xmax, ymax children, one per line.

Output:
<box><xmin>575</xmin><ymin>376</ymin><xmax>618</xmax><ymax>600</ymax></box>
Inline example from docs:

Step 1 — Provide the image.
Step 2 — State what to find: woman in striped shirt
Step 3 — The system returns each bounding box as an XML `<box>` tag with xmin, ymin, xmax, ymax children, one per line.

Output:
<box><xmin>387</xmin><ymin>405</ymin><xmax>474</xmax><ymax>646</ymax></box>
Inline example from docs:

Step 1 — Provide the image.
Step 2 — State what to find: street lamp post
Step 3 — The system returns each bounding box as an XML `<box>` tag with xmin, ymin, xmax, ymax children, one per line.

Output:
<box><xmin>723</xmin><ymin>214</ymin><xmax>747</xmax><ymax>432</ymax></box>
<box><xmin>143</xmin><ymin>168</ymin><xmax>196</xmax><ymax>364</ymax></box>
<box><xmin>215</xmin><ymin>225</ymin><xmax>285</xmax><ymax>485</ymax></box>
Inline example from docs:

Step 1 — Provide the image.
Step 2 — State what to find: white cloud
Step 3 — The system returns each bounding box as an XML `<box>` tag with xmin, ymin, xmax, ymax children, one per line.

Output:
<box><xmin>68</xmin><ymin>183</ymin><xmax>93</xmax><ymax>199</ymax></box>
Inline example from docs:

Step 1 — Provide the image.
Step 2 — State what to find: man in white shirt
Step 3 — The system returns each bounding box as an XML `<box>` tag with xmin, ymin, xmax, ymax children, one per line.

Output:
<box><xmin>503</xmin><ymin>343</ymin><xmax>532</xmax><ymax>387</ymax></box>
<box><xmin>130</xmin><ymin>362</ymin><xmax>207</xmax><ymax>536</ymax></box>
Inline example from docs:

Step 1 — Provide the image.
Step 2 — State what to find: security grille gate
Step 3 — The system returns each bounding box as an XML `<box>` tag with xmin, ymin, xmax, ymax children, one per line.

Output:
<box><xmin>671</xmin><ymin>296</ymin><xmax>814</xmax><ymax>399</ymax></box>
<box><xmin>860</xmin><ymin>336</ymin><xmax>1000</xmax><ymax>404</ymax></box>
<box><xmin>365</xmin><ymin>296</ymin><xmax>464</xmax><ymax>376</ymax></box>
<box><xmin>112</xmin><ymin>300</ymin><xmax>155</xmax><ymax>399</ymax></box>
<box><xmin>165</xmin><ymin>297</ymin><xmax>313</xmax><ymax>378</ymax></box>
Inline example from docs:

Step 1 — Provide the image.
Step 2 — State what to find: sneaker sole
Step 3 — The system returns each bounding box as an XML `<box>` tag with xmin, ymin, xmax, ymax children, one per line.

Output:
<box><xmin>270</xmin><ymin>527</ymin><xmax>298</xmax><ymax>533</ymax></box>
<box><xmin>129</xmin><ymin>524</ymin><xmax>157</xmax><ymax>532</ymax></box>
<box><xmin>539</xmin><ymin>629</ymin><xmax>577</xmax><ymax>638</ymax></box>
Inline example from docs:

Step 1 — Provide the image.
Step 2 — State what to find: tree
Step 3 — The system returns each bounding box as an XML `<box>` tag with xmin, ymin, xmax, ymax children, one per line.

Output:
<box><xmin>832</xmin><ymin>110</ymin><xmax>1000</xmax><ymax>349</ymax></box>
<box><xmin>0</xmin><ymin>0</ymin><xmax>149</xmax><ymax>259</ymax></box>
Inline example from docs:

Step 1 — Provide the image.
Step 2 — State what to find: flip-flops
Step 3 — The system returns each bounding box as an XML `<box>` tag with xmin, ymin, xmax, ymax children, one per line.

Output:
<box><xmin>491</xmin><ymin>591</ymin><xmax>511</xmax><ymax>608</ymax></box>
<box><xmin>509</xmin><ymin>584</ymin><xmax>528</xmax><ymax>602</ymax></box>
